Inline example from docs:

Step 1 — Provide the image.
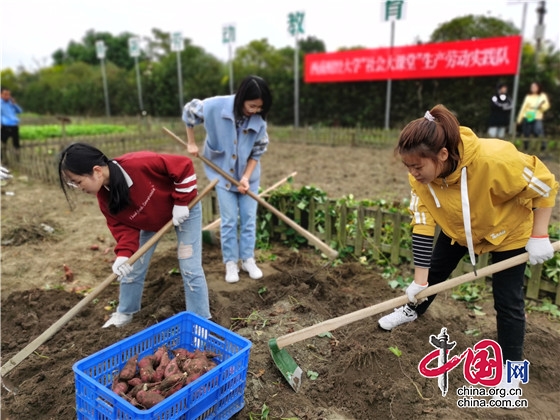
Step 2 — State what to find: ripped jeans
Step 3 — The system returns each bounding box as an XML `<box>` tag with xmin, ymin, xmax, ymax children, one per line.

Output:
<box><xmin>116</xmin><ymin>202</ymin><xmax>211</xmax><ymax>319</ymax></box>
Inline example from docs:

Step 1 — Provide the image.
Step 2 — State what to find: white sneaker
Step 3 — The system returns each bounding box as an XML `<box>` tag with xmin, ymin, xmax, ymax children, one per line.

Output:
<box><xmin>378</xmin><ymin>305</ymin><xmax>418</xmax><ymax>331</ymax></box>
<box><xmin>102</xmin><ymin>312</ymin><xmax>132</xmax><ymax>328</ymax></box>
<box><xmin>225</xmin><ymin>261</ymin><xmax>240</xmax><ymax>283</ymax></box>
<box><xmin>241</xmin><ymin>258</ymin><xmax>263</xmax><ymax>279</ymax></box>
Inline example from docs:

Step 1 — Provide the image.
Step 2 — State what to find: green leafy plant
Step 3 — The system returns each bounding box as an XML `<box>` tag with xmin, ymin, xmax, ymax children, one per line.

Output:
<box><xmin>389</xmin><ymin>346</ymin><xmax>402</xmax><ymax>357</ymax></box>
<box><xmin>20</xmin><ymin>124</ymin><xmax>130</xmax><ymax>140</ymax></box>
<box><xmin>544</xmin><ymin>256</ymin><xmax>560</xmax><ymax>285</ymax></box>
<box><xmin>249</xmin><ymin>403</ymin><xmax>270</xmax><ymax>420</ymax></box>
<box><xmin>388</xmin><ymin>275</ymin><xmax>413</xmax><ymax>290</ymax></box>
<box><xmin>526</xmin><ymin>298</ymin><xmax>560</xmax><ymax>320</ymax></box>
<box><xmin>307</xmin><ymin>370</ymin><xmax>319</xmax><ymax>380</ymax></box>
<box><xmin>451</xmin><ymin>282</ymin><xmax>487</xmax><ymax>303</ymax></box>
<box><xmin>470</xmin><ymin>305</ymin><xmax>486</xmax><ymax>316</ymax></box>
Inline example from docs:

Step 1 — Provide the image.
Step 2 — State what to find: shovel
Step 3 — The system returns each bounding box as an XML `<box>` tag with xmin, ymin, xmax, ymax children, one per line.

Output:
<box><xmin>0</xmin><ymin>179</ymin><xmax>218</xmax><ymax>390</ymax></box>
<box><xmin>269</xmin><ymin>241</ymin><xmax>560</xmax><ymax>392</ymax></box>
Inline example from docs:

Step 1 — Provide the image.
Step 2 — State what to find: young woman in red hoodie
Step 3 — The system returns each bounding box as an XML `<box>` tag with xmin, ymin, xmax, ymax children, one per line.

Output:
<box><xmin>58</xmin><ymin>143</ymin><xmax>211</xmax><ymax>327</ymax></box>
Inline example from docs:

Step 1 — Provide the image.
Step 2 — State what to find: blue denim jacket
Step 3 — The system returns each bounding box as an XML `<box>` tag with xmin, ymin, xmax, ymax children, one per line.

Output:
<box><xmin>182</xmin><ymin>95</ymin><xmax>269</xmax><ymax>192</ymax></box>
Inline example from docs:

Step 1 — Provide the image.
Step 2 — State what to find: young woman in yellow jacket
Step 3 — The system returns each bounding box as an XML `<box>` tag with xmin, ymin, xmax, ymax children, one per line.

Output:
<box><xmin>516</xmin><ymin>81</ymin><xmax>550</xmax><ymax>151</ymax></box>
<box><xmin>378</xmin><ymin>104</ymin><xmax>558</xmax><ymax>398</ymax></box>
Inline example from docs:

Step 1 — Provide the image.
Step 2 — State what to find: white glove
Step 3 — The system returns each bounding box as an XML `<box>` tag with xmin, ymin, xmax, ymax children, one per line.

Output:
<box><xmin>172</xmin><ymin>205</ymin><xmax>190</xmax><ymax>226</ymax></box>
<box><xmin>525</xmin><ymin>236</ymin><xmax>554</xmax><ymax>265</ymax></box>
<box><xmin>406</xmin><ymin>282</ymin><xmax>428</xmax><ymax>304</ymax></box>
<box><xmin>0</xmin><ymin>166</ymin><xmax>12</xmax><ymax>180</ymax></box>
<box><xmin>112</xmin><ymin>256</ymin><xmax>133</xmax><ymax>278</ymax></box>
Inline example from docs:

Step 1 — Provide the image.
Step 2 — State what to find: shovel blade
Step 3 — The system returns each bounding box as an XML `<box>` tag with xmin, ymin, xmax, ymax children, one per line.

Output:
<box><xmin>268</xmin><ymin>338</ymin><xmax>303</xmax><ymax>392</ymax></box>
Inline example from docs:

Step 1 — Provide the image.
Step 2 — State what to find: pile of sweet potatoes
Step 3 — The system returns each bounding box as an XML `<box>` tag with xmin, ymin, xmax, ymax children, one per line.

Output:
<box><xmin>111</xmin><ymin>345</ymin><xmax>219</xmax><ymax>409</ymax></box>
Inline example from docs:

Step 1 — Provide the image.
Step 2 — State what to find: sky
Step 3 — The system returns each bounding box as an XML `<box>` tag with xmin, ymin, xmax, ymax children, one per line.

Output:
<box><xmin>1</xmin><ymin>0</ymin><xmax>559</xmax><ymax>72</ymax></box>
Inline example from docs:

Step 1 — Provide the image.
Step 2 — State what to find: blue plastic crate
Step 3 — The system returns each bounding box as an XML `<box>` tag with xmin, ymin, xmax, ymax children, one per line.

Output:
<box><xmin>73</xmin><ymin>311</ymin><xmax>252</xmax><ymax>420</ymax></box>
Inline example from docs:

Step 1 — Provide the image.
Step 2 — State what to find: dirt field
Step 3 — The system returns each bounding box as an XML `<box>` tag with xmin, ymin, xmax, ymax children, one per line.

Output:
<box><xmin>1</xmin><ymin>142</ymin><xmax>559</xmax><ymax>420</ymax></box>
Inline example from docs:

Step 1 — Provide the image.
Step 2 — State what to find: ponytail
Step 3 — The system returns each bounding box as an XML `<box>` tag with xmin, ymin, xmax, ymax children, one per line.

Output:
<box><xmin>396</xmin><ymin>104</ymin><xmax>461</xmax><ymax>169</ymax></box>
<box><xmin>106</xmin><ymin>161</ymin><xmax>130</xmax><ymax>214</ymax></box>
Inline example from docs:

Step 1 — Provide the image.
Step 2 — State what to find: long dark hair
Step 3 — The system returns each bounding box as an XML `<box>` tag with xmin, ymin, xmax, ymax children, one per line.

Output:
<box><xmin>233</xmin><ymin>75</ymin><xmax>272</xmax><ymax>120</ymax></box>
<box><xmin>396</xmin><ymin>104</ymin><xmax>461</xmax><ymax>176</ymax></box>
<box><xmin>58</xmin><ymin>143</ymin><xmax>130</xmax><ymax>214</ymax></box>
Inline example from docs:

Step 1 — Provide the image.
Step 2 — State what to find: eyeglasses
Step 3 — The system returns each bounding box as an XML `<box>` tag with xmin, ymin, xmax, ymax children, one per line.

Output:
<box><xmin>66</xmin><ymin>181</ymin><xmax>80</xmax><ymax>189</ymax></box>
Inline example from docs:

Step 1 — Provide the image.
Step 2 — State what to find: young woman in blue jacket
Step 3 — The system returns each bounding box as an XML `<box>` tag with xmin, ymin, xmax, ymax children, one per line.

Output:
<box><xmin>182</xmin><ymin>75</ymin><xmax>272</xmax><ymax>283</ymax></box>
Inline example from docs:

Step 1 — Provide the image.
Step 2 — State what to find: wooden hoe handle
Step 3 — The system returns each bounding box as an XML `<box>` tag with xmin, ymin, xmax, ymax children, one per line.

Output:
<box><xmin>275</xmin><ymin>241</ymin><xmax>560</xmax><ymax>349</ymax></box>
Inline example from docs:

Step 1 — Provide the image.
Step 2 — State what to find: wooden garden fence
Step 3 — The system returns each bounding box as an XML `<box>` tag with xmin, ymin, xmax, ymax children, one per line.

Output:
<box><xmin>3</xmin><ymin>129</ymin><xmax>558</xmax><ymax>304</ymax></box>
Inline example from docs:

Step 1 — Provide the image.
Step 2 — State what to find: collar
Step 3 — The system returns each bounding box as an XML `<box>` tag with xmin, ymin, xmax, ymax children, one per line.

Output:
<box><xmin>104</xmin><ymin>160</ymin><xmax>133</xmax><ymax>190</ymax></box>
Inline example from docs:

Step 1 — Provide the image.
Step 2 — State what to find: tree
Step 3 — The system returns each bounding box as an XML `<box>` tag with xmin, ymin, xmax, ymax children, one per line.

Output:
<box><xmin>430</xmin><ymin>15</ymin><xmax>518</xmax><ymax>42</ymax></box>
<box><xmin>52</xmin><ymin>29</ymin><xmax>139</xmax><ymax>70</ymax></box>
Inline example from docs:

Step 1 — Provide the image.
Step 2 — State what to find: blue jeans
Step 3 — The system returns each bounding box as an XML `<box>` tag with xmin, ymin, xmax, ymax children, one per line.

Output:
<box><xmin>117</xmin><ymin>202</ymin><xmax>211</xmax><ymax>319</ymax></box>
<box><xmin>216</xmin><ymin>186</ymin><xmax>258</xmax><ymax>263</ymax></box>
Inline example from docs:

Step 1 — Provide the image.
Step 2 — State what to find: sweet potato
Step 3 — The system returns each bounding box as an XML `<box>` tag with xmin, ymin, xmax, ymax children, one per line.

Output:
<box><xmin>128</xmin><ymin>383</ymin><xmax>145</xmax><ymax>399</ymax></box>
<box><xmin>136</xmin><ymin>390</ymin><xmax>165</xmax><ymax>409</ymax></box>
<box><xmin>163</xmin><ymin>376</ymin><xmax>188</xmax><ymax>397</ymax></box>
<box><xmin>183</xmin><ymin>357</ymin><xmax>207</xmax><ymax>375</ymax></box>
<box><xmin>164</xmin><ymin>355</ymin><xmax>185</xmax><ymax>378</ymax></box>
<box><xmin>63</xmin><ymin>264</ymin><xmax>74</xmax><ymax>282</ymax></box>
<box><xmin>138</xmin><ymin>355</ymin><xmax>155</xmax><ymax>369</ymax></box>
<box><xmin>138</xmin><ymin>355</ymin><xmax>156</xmax><ymax>383</ymax></box>
<box><xmin>173</xmin><ymin>348</ymin><xmax>193</xmax><ymax>359</ymax></box>
<box><xmin>204</xmin><ymin>350</ymin><xmax>218</xmax><ymax>359</ymax></box>
<box><xmin>191</xmin><ymin>349</ymin><xmax>207</xmax><ymax>360</ymax></box>
<box><xmin>154</xmin><ymin>350</ymin><xmax>171</xmax><ymax>381</ymax></box>
<box><xmin>153</xmin><ymin>345</ymin><xmax>167</xmax><ymax>366</ymax></box>
<box><xmin>112</xmin><ymin>378</ymin><xmax>129</xmax><ymax>396</ymax></box>
<box><xmin>127</xmin><ymin>377</ymin><xmax>143</xmax><ymax>387</ymax></box>
<box><xmin>119</xmin><ymin>354</ymin><xmax>138</xmax><ymax>381</ymax></box>
<box><xmin>152</xmin><ymin>372</ymin><xmax>180</xmax><ymax>396</ymax></box>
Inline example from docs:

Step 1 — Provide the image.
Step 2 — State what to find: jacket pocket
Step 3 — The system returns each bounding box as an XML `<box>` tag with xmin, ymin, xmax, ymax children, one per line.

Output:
<box><xmin>203</xmin><ymin>141</ymin><xmax>225</xmax><ymax>159</ymax></box>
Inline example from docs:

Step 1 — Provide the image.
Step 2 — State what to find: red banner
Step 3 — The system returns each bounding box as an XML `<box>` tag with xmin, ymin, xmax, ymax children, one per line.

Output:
<box><xmin>304</xmin><ymin>36</ymin><xmax>522</xmax><ymax>83</ymax></box>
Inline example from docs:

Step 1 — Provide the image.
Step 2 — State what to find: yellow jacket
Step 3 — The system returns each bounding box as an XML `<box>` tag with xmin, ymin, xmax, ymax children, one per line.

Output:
<box><xmin>516</xmin><ymin>93</ymin><xmax>550</xmax><ymax>124</ymax></box>
<box><xmin>409</xmin><ymin>127</ymin><xmax>558</xmax><ymax>254</ymax></box>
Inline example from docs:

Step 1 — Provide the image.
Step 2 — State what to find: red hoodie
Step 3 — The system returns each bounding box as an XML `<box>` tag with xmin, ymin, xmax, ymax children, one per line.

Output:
<box><xmin>97</xmin><ymin>151</ymin><xmax>197</xmax><ymax>257</ymax></box>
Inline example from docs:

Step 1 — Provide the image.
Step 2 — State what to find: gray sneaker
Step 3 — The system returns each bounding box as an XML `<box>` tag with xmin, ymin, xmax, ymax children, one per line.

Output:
<box><xmin>378</xmin><ymin>305</ymin><xmax>418</xmax><ymax>331</ymax></box>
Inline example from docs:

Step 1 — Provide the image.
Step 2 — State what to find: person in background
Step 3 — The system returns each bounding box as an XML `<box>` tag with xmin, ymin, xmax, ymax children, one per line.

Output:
<box><xmin>1</xmin><ymin>88</ymin><xmax>23</xmax><ymax>164</ymax></box>
<box><xmin>58</xmin><ymin>143</ymin><xmax>211</xmax><ymax>327</ymax></box>
<box><xmin>378</xmin><ymin>104</ymin><xmax>557</xmax><ymax>401</ymax></box>
<box><xmin>516</xmin><ymin>82</ymin><xmax>550</xmax><ymax>152</ymax></box>
<box><xmin>487</xmin><ymin>82</ymin><xmax>512</xmax><ymax>139</ymax></box>
<box><xmin>182</xmin><ymin>75</ymin><xmax>272</xmax><ymax>283</ymax></box>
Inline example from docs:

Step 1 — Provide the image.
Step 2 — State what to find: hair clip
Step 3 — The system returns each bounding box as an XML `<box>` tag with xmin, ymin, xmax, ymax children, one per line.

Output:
<box><xmin>424</xmin><ymin>111</ymin><xmax>435</xmax><ymax>122</ymax></box>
